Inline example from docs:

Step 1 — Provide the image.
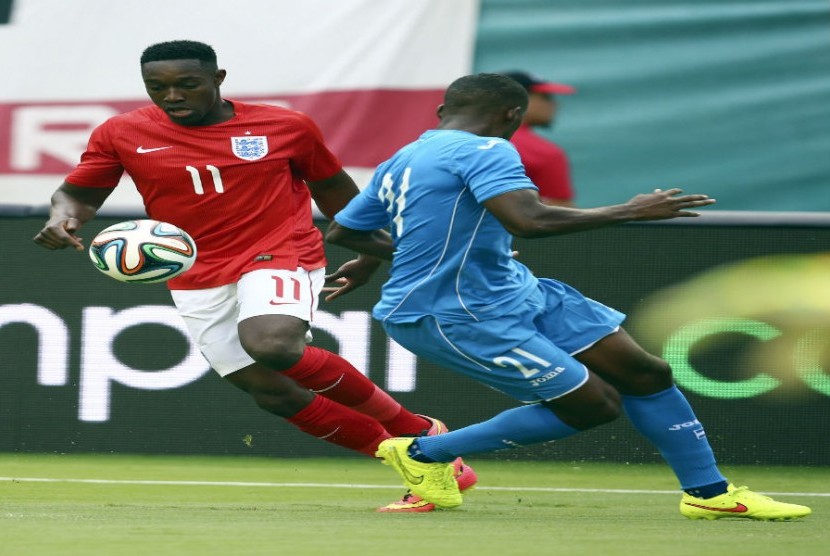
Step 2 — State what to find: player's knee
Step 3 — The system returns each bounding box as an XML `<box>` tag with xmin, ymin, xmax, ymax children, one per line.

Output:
<box><xmin>651</xmin><ymin>358</ymin><xmax>674</xmax><ymax>386</ymax></box>
<box><xmin>240</xmin><ymin>334</ymin><xmax>304</xmax><ymax>370</ymax></box>
<box><xmin>635</xmin><ymin>357</ymin><xmax>674</xmax><ymax>393</ymax></box>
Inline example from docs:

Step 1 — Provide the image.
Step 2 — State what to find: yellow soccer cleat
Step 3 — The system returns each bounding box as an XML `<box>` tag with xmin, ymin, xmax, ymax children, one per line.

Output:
<box><xmin>378</xmin><ymin>415</ymin><xmax>478</xmax><ymax>513</ymax></box>
<box><xmin>680</xmin><ymin>484</ymin><xmax>812</xmax><ymax>521</ymax></box>
<box><xmin>375</xmin><ymin>437</ymin><xmax>462</xmax><ymax>509</ymax></box>
<box><xmin>378</xmin><ymin>457</ymin><xmax>478</xmax><ymax>512</ymax></box>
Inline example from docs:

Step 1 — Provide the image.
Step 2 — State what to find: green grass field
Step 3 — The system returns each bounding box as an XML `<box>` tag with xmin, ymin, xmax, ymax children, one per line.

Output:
<box><xmin>0</xmin><ymin>454</ymin><xmax>826</xmax><ymax>556</ymax></box>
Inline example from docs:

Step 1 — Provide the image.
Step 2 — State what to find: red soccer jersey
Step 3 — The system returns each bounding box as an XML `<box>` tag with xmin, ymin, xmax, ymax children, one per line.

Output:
<box><xmin>66</xmin><ymin>101</ymin><xmax>342</xmax><ymax>289</ymax></box>
<box><xmin>510</xmin><ymin>124</ymin><xmax>574</xmax><ymax>203</ymax></box>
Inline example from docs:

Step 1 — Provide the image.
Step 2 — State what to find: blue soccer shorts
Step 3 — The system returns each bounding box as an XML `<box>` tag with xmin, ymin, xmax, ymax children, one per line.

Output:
<box><xmin>382</xmin><ymin>278</ymin><xmax>625</xmax><ymax>402</ymax></box>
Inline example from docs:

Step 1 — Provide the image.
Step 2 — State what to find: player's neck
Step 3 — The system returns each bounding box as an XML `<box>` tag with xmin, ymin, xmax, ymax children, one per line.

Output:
<box><xmin>437</xmin><ymin>118</ymin><xmax>507</xmax><ymax>139</ymax></box>
<box><xmin>197</xmin><ymin>99</ymin><xmax>236</xmax><ymax>126</ymax></box>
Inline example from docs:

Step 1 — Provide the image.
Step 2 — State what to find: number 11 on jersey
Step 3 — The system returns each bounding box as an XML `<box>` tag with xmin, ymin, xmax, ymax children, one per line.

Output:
<box><xmin>186</xmin><ymin>165</ymin><xmax>224</xmax><ymax>194</ymax></box>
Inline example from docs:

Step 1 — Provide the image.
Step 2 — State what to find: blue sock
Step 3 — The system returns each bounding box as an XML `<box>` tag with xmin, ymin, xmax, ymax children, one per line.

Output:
<box><xmin>409</xmin><ymin>404</ymin><xmax>578</xmax><ymax>463</ymax></box>
<box><xmin>684</xmin><ymin>481</ymin><xmax>730</xmax><ymax>499</ymax></box>
<box><xmin>622</xmin><ymin>385</ymin><xmax>727</xmax><ymax>493</ymax></box>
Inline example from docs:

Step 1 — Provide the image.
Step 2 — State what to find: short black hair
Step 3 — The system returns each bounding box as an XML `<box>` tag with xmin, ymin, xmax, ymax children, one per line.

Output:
<box><xmin>443</xmin><ymin>73</ymin><xmax>528</xmax><ymax>113</ymax></box>
<box><xmin>140</xmin><ymin>40</ymin><xmax>217</xmax><ymax>68</ymax></box>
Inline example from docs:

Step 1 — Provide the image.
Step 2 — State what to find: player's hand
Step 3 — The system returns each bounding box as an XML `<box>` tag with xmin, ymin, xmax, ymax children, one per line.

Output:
<box><xmin>626</xmin><ymin>188</ymin><xmax>716</xmax><ymax>220</ymax></box>
<box><xmin>323</xmin><ymin>256</ymin><xmax>382</xmax><ymax>301</ymax></box>
<box><xmin>33</xmin><ymin>217</ymin><xmax>85</xmax><ymax>251</ymax></box>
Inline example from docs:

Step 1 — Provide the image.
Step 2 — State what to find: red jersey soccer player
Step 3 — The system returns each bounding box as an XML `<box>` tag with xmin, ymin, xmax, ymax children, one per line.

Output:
<box><xmin>500</xmin><ymin>71</ymin><xmax>576</xmax><ymax>207</ymax></box>
<box><xmin>34</xmin><ymin>40</ymin><xmax>475</xmax><ymax>512</ymax></box>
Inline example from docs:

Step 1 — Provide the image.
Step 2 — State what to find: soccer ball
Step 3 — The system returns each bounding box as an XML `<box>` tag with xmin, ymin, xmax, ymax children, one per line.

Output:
<box><xmin>88</xmin><ymin>219</ymin><xmax>197</xmax><ymax>284</ymax></box>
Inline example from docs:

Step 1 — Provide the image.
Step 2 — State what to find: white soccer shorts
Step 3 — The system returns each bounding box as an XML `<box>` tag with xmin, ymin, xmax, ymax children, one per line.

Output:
<box><xmin>170</xmin><ymin>267</ymin><xmax>324</xmax><ymax>376</ymax></box>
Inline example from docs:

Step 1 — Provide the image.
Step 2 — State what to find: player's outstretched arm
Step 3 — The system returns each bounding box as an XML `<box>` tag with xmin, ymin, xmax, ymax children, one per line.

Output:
<box><xmin>33</xmin><ymin>182</ymin><xmax>114</xmax><ymax>251</ymax></box>
<box><xmin>325</xmin><ymin>222</ymin><xmax>394</xmax><ymax>262</ymax></box>
<box><xmin>484</xmin><ymin>187</ymin><xmax>715</xmax><ymax>239</ymax></box>
<box><xmin>310</xmin><ymin>171</ymin><xmax>390</xmax><ymax>297</ymax></box>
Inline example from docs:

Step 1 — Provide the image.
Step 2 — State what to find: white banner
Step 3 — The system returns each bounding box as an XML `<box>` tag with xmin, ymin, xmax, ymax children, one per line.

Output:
<box><xmin>0</xmin><ymin>0</ymin><xmax>479</xmax><ymax>212</ymax></box>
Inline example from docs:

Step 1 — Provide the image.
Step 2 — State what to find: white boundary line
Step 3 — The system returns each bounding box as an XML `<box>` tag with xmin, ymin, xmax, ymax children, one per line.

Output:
<box><xmin>1</xmin><ymin>477</ymin><xmax>827</xmax><ymax>497</ymax></box>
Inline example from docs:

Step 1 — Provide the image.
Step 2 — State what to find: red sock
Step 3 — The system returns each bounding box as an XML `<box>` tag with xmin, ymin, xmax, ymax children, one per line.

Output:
<box><xmin>282</xmin><ymin>346</ymin><xmax>431</xmax><ymax>436</ymax></box>
<box><xmin>286</xmin><ymin>395</ymin><xmax>390</xmax><ymax>456</ymax></box>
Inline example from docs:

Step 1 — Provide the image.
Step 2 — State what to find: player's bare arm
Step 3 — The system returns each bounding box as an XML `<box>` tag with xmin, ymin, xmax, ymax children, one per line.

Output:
<box><xmin>326</xmin><ymin>222</ymin><xmax>394</xmax><ymax>262</ymax></box>
<box><xmin>321</xmin><ymin>257</ymin><xmax>374</xmax><ymax>302</ymax></box>
<box><xmin>323</xmin><ymin>224</ymin><xmax>394</xmax><ymax>301</ymax></box>
<box><xmin>308</xmin><ymin>170</ymin><xmax>387</xmax><ymax>299</ymax></box>
<box><xmin>306</xmin><ymin>170</ymin><xmax>362</xmax><ymax>219</ymax></box>
<box><xmin>484</xmin><ymin>187</ymin><xmax>715</xmax><ymax>239</ymax></box>
<box><xmin>33</xmin><ymin>182</ymin><xmax>114</xmax><ymax>251</ymax></box>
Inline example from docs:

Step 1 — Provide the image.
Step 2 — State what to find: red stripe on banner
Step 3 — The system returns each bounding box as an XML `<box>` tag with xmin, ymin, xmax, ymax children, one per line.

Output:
<box><xmin>0</xmin><ymin>88</ymin><xmax>444</xmax><ymax>175</ymax></box>
<box><xmin>288</xmin><ymin>89</ymin><xmax>444</xmax><ymax>167</ymax></box>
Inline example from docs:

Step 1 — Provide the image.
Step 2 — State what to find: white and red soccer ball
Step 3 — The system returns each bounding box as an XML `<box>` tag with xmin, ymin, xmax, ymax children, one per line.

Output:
<box><xmin>88</xmin><ymin>219</ymin><xmax>197</xmax><ymax>284</ymax></box>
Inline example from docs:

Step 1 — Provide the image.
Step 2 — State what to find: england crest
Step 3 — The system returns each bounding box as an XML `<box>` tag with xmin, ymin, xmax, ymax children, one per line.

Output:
<box><xmin>231</xmin><ymin>136</ymin><xmax>268</xmax><ymax>161</ymax></box>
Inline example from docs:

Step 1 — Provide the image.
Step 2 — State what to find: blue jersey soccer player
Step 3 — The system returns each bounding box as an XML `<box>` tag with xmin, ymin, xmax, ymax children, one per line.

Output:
<box><xmin>326</xmin><ymin>73</ymin><xmax>811</xmax><ymax>520</ymax></box>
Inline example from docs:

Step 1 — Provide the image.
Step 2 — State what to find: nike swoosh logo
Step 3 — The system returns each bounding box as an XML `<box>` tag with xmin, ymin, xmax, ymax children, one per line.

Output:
<box><xmin>477</xmin><ymin>139</ymin><xmax>500</xmax><ymax>150</ymax></box>
<box><xmin>684</xmin><ymin>502</ymin><xmax>748</xmax><ymax>513</ymax></box>
<box><xmin>389</xmin><ymin>447</ymin><xmax>424</xmax><ymax>485</ymax></box>
<box><xmin>136</xmin><ymin>146</ymin><xmax>173</xmax><ymax>154</ymax></box>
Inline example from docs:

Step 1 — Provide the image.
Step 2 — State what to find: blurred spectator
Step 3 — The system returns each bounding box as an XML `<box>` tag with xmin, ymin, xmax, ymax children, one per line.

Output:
<box><xmin>500</xmin><ymin>70</ymin><xmax>576</xmax><ymax>206</ymax></box>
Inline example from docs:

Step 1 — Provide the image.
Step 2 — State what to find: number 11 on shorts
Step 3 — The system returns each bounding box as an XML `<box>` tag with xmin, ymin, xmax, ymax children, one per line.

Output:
<box><xmin>270</xmin><ymin>275</ymin><xmax>301</xmax><ymax>305</ymax></box>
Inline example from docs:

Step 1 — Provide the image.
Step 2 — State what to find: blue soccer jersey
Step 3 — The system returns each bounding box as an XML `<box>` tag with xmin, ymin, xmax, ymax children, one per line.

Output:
<box><xmin>335</xmin><ymin>130</ymin><xmax>539</xmax><ymax>324</ymax></box>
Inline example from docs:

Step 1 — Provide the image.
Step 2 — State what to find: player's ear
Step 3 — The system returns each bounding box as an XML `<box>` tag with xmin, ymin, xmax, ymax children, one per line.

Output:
<box><xmin>436</xmin><ymin>104</ymin><xmax>446</xmax><ymax>119</ymax></box>
<box><xmin>214</xmin><ymin>69</ymin><xmax>227</xmax><ymax>87</ymax></box>
<box><xmin>505</xmin><ymin>106</ymin><xmax>523</xmax><ymax>122</ymax></box>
